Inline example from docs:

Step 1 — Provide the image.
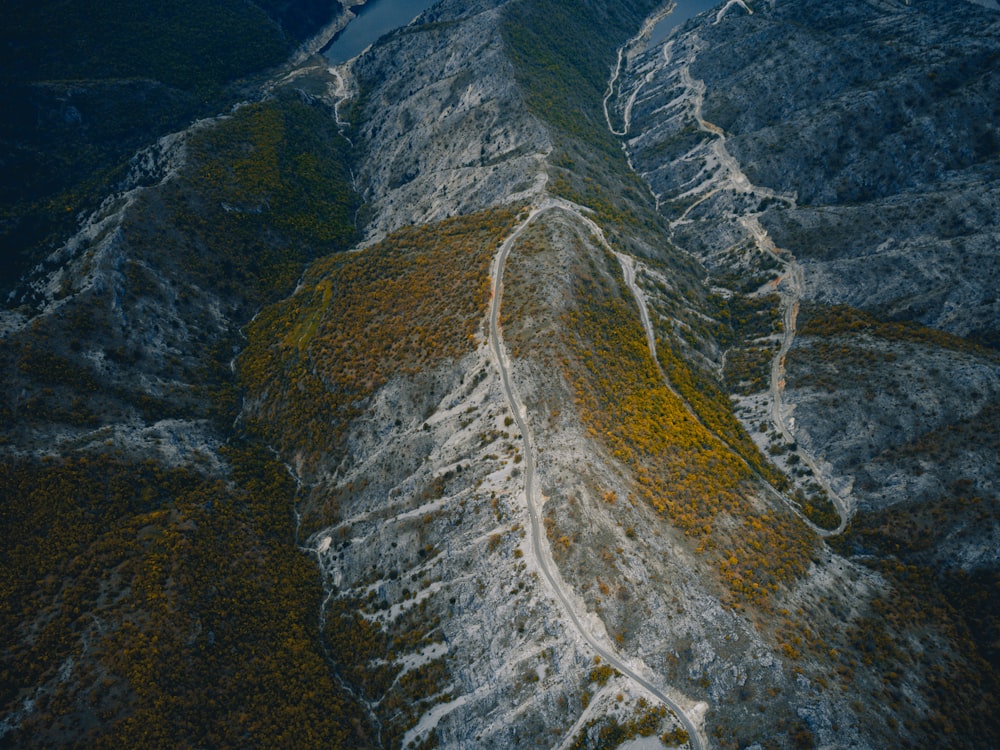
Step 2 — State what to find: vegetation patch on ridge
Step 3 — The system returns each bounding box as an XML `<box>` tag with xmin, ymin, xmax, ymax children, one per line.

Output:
<box><xmin>562</xmin><ymin>272</ymin><xmax>815</xmax><ymax>603</ymax></box>
<box><xmin>798</xmin><ymin>303</ymin><xmax>999</xmax><ymax>359</ymax></box>
<box><xmin>239</xmin><ymin>206</ymin><xmax>521</xmax><ymax>472</ymax></box>
<box><xmin>508</xmin><ymin>221</ymin><xmax>818</xmax><ymax>605</ymax></box>
<box><xmin>162</xmin><ymin>91</ymin><xmax>360</xmax><ymax>307</ymax></box>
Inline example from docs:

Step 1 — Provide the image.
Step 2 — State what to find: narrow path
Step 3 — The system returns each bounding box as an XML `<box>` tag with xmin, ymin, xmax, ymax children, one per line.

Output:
<box><xmin>326</xmin><ymin>64</ymin><xmax>356</xmax><ymax>145</ymax></box>
<box><xmin>740</xmin><ymin>217</ymin><xmax>849</xmax><ymax>535</ymax></box>
<box><xmin>545</xmin><ymin>196</ymin><xmax>841</xmax><ymax>540</ymax></box>
<box><xmin>552</xmin><ymin>684</ymin><xmax>617</xmax><ymax>750</ymax></box>
<box><xmin>488</xmin><ymin>201</ymin><xmax>705</xmax><ymax>750</ymax></box>
<box><xmin>713</xmin><ymin>0</ymin><xmax>753</xmax><ymax>24</ymax></box>
<box><xmin>617</xmin><ymin>237</ymin><xmax>846</xmax><ymax>538</ymax></box>
<box><xmin>603</xmin><ymin>3</ymin><xmax>677</xmax><ymax>136</ymax></box>
<box><xmin>617</xmin><ymin>254</ymin><xmax>660</xmax><ymax>369</ymax></box>
<box><xmin>607</xmin><ymin>29</ymin><xmax>848</xmax><ymax>535</ymax></box>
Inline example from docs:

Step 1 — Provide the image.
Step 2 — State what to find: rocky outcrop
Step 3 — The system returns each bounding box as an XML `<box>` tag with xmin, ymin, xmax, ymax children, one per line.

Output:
<box><xmin>346</xmin><ymin>0</ymin><xmax>551</xmax><ymax>243</ymax></box>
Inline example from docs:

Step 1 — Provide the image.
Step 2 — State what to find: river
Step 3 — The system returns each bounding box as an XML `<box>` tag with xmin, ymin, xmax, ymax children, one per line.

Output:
<box><xmin>325</xmin><ymin>0</ymin><xmax>723</xmax><ymax>65</ymax></box>
<box><xmin>324</xmin><ymin>0</ymin><xmax>439</xmax><ymax>63</ymax></box>
<box><xmin>648</xmin><ymin>0</ymin><xmax>722</xmax><ymax>45</ymax></box>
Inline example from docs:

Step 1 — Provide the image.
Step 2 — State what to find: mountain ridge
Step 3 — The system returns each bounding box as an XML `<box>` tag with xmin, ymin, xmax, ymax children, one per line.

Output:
<box><xmin>1</xmin><ymin>0</ymin><xmax>998</xmax><ymax>747</ymax></box>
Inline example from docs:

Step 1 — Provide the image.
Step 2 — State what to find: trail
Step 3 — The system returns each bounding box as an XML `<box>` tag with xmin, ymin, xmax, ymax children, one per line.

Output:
<box><xmin>607</xmin><ymin>25</ymin><xmax>849</xmax><ymax>536</ymax></box>
<box><xmin>617</xmin><ymin>245</ymin><xmax>845</xmax><ymax>537</ymax></box>
<box><xmin>617</xmin><ymin>254</ymin><xmax>661</xmax><ymax>371</ymax></box>
<box><xmin>603</xmin><ymin>3</ymin><xmax>677</xmax><ymax>136</ymax></box>
<box><xmin>327</xmin><ymin>64</ymin><xmax>355</xmax><ymax>145</ymax></box>
<box><xmin>742</xmin><ymin>218</ymin><xmax>850</xmax><ymax>536</ymax></box>
<box><xmin>713</xmin><ymin>0</ymin><xmax>753</xmax><ymax>24</ymax></box>
<box><xmin>488</xmin><ymin>200</ymin><xmax>705</xmax><ymax>750</ymax></box>
<box><xmin>603</xmin><ymin>2</ymin><xmax>676</xmax><ymax>136</ymax></box>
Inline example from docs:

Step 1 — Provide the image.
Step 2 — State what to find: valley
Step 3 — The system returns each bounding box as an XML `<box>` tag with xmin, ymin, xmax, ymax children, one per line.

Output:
<box><xmin>1</xmin><ymin>0</ymin><xmax>998</xmax><ymax>748</ymax></box>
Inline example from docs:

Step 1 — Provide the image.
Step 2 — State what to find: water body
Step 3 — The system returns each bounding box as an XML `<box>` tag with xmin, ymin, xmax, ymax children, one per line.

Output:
<box><xmin>648</xmin><ymin>0</ymin><xmax>723</xmax><ymax>45</ymax></box>
<box><xmin>324</xmin><ymin>0</ymin><xmax>439</xmax><ymax>63</ymax></box>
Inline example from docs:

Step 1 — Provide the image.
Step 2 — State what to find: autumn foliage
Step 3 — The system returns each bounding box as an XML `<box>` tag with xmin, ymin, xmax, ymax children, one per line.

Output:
<box><xmin>505</xmin><ymin>222</ymin><xmax>817</xmax><ymax>604</ymax></box>
<box><xmin>238</xmin><ymin>207</ymin><xmax>520</xmax><ymax>473</ymax></box>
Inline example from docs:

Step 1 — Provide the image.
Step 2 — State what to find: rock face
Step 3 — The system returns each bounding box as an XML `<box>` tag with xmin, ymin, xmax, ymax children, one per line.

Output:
<box><xmin>616</xmin><ymin>0</ymin><xmax>1000</xmax><ymax>542</ymax></box>
<box><xmin>612</xmin><ymin>0</ymin><xmax>1000</xmax><ymax>743</ymax></box>
<box><xmin>347</xmin><ymin>0</ymin><xmax>551</xmax><ymax>243</ymax></box>
<box><xmin>2</xmin><ymin>0</ymin><xmax>999</xmax><ymax>748</ymax></box>
<box><xmin>623</xmin><ymin>0</ymin><xmax>1000</xmax><ymax>335</ymax></box>
<box><xmin>628</xmin><ymin>2</ymin><xmax>998</xmax><ymax>306</ymax></box>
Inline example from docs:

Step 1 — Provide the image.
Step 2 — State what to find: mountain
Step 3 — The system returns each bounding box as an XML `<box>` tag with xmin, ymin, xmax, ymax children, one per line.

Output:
<box><xmin>1</xmin><ymin>0</ymin><xmax>998</xmax><ymax>748</ymax></box>
<box><xmin>0</xmin><ymin>0</ymin><xmax>346</xmax><ymax>293</ymax></box>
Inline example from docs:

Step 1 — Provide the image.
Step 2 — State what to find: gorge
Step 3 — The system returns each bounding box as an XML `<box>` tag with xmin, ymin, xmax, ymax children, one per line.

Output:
<box><xmin>1</xmin><ymin>1</ymin><xmax>997</xmax><ymax>748</ymax></box>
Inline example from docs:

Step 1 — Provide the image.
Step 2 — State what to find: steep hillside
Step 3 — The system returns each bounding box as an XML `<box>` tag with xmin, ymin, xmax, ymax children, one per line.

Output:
<box><xmin>2</xmin><ymin>0</ymin><xmax>998</xmax><ymax>748</ymax></box>
<box><xmin>245</xmin><ymin>0</ymin><xmax>999</xmax><ymax>746</ymax></box>
<box><xmin>615</xmin><ymin>0</ymin><xmax>1000</xmax><ymax>745</ymax></box>
<box><xmin>0</xmin><ymin>0</ymin><xmax>347</xmax><ymax>294</ymax></box>
<box><xmin>0</xmin><ymin>67</ymin><xmax>370</xmax><ymax>747</ymax></box>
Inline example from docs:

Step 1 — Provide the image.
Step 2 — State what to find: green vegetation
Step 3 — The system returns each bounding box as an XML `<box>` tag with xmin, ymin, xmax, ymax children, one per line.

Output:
<box><xmin>0</xmin><ymin>74</ymin><xmax>369</xmax><ymax>745</ymax></box>
<box><xmin>945</xmin><ymin>566</ymin><xmax>1000</xmax><ymax>673</ymax></box>
<box><xmin>154</xmin><ymin>90</ymin><xmax>360</xmax><ymax>306</ymax></box>
<box><xmin>754</xmin><ymin>489</ymin><xmax>1000</xmax><ymax>748</ymax></box>
<box><xmin>662</xmin><ymin>726</ymin><xmax>692</xmax><ymax>747</ymax></box>
<box><xmin>791</xmin><ymin>486</ymin><xmax>840</xmax><ymax>531</ymax></box>
<box><xmin>501</xmin><ymin>0</ymin><xmax>653</xmax><ymax>144</ymax></box>
<box><xmin>1</xmin><ymin>0</ymin><xmax>336</xmax><ymax>292</ymax></box>
<box><xmin>798</xmin><ymin>303</ymin><xmax>998</xmax><ymax>359</ymax></box>
<box><xmin>713</xmin><ymin>292</ymin><xmax>783</xmax><ymax>396</ymax></box>
<box><xmin>0</xmin><ymin>447</ymin><xmax>369</xmax><ymax>748</ymax></box>
<box><xmin>723</xmin><ymin>345</ymin><xmax>774</xmax><ymax>395</ymax></box>
<box><xmin>1</xmin><ymin>0</ymin><xmax>328</xmax><ymax>90</ymax></box>
<box><xmin>765</xmin><ymin>299</ymin><xmax>1000</xmax><ymax>739</ymax></box>
<box><xmin>562</xmin><ymin>269</ymin><xmax>814</xmax><ymax>603</ymax></box>
<box><xmin>239</xmin><ymin>206</ymin><xmax>521</xmax><ymax>474</ymax></box>
<box><xmin>588</xmin><ymin>661</ymin><xmax>619</xmax><ymax>687</ymax></box>
<box><xmin>325</xmin><ymin>595</ymin><xmax>450</xmax><ymax>749</ymax></box>
<box><xmin>656</xmin><ymin>335</ymin><xmax>788</xmax><ymax>491</ymax></box>
<box><xmin>0</xmin><ymin>89</ymin><xmax>359</xmax><ymax>443</ymax></box>
<box><xmin>567</xmin><ymin>699</ymin><xmax>675</xmax><ymax>750</ymax></box>
<box><xmin>818</xmin><ymin>549</ymin><xmax>997</xmax><ymax>748</ymax></box>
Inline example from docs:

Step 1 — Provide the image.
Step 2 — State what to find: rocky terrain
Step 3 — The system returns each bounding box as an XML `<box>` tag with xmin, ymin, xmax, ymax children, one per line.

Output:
<box><xmin>346</xmin><ymin>0</ymin><xmax>552</xmax><ymax>242</ymax></box>
<box><xmin>617</xmin><ymin>0</ymin><xmax>999</xmax><ymax>567</ymax></box>
<box><xmin>1</xmin><ymin>0</ymin><xmax>998</xmax><ymax>748</ymax></box>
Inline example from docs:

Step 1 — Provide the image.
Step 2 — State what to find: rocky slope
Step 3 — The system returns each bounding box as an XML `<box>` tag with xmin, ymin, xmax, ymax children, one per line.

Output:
<box><xmin>0</xmin><ymin>6</ymin><xmax>369</xmax><ymax>745</ymax></box>
<box><xmin>617</xmin><ymin>0</ymin><xmax>1000</xmax><ymax>554</ymax></box>
<box><xmin>2</xmin><ymin>0</ymin><xmax>998</xmax><ymax>748</ymax></box>
<box><xmin>346</xmin><ymin>0</ymin><xmax>552</xmax><ymax>243</ymax></box>
<box><xmin>248</xmin><ymin>0</ymin><xmax>998</xmax><ymax>747</ymax></box>
<box><xmin>613</xmin><ymin>0</ymin><xmax>1000</xmax><ymax>743</ymax></box>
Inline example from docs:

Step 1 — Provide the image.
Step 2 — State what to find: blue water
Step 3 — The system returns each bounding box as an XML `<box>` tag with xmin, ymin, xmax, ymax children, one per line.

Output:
<box><xmin>648</xmin><ymin>0</ymin><xmax>722</xmax><ymax>45</ymax></box>
<box><xmin>324</xmin><ymin>0</ymin><xmax>440</xmax><ymax>63</ymax></box>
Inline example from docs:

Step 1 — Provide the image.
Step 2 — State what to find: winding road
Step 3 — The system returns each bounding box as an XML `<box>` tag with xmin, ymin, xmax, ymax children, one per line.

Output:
<box><xmin>618</xmin><ymin>238</ymin><xmax>847</xmax><ymax>539</ymax></box>
<box><xmin>742</xmin><ymin>218</ymin><xmax>850</xmax><ymax>537</ymax></box>
<box><xmin>603</xmin><ymin>2</ymin><xmax>676</xmax><ymax>137</ymax></box>
<box><xmin>604</xmin><ymin>22</ymin><xmax>849</xmax><ymax>536</ymax></box>
<box><xmin>488</xmin><ymin>201</ymin><xmax>705</xmax><ymax>750</ymax></box>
